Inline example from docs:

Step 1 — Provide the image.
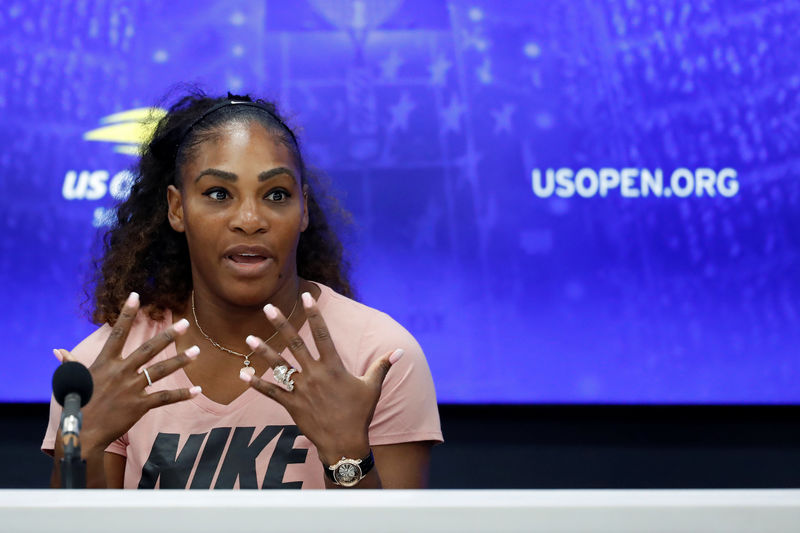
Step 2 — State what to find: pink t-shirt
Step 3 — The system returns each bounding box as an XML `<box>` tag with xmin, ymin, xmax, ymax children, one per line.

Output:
<box><xmin>42</xmin><ymin>283</ymin><xmax>442</xmax><ymax>489</ymax></box>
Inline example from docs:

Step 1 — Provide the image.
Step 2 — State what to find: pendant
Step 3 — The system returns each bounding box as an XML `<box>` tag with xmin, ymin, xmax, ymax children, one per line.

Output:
<box><xmin>241</xmin><ymin>357</ymin><xmax>256</xmax><ymax>377</ymax></box>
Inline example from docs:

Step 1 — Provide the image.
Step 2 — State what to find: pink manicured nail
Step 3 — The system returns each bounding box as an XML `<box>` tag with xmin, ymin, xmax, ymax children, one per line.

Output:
<box><xmin>125</xmin><ymin>292</ymin><xmax>139</xmax><ymax>307</ymax></box>
<box><xmin>239</xmin><ymin>370</ymin><xmax>252</xmax><ymax>382</ymax></box>
<box><xmin>185</xmin><ymin>346</ymin><xmax>200</xmax><ymax>359</ymax></box>
<box><xmin>174</xmin><ymin>318</ymin><xmax>190</xmax><ymax>334</ymax></box>
<box><xmin>389</xmin><ymin>348</ymin><xmax>405</xmax><ymax>364</ymax></box>
<box><xmin>189</xmin><ymin>386</ymin><xmax>202</xmax><ymax>396</ymax></box>
<box><xmin>301</xmin><ymin>292</ymin><xmax>313</xmax><ymax>308</ymax></box>
<box><xmin>264</xmin><ymin>304</ymin><xmax>278</xmax><ymax>320</ymax></box>
<box><xmin>53</xmin><ymin>349</ymin><xmax>62</xmax><ymax>362</ymax></box>
<box><xmin>245</xmin><ymin>335</ymin><xmax>261</xmax><ymax>349</ymax></box>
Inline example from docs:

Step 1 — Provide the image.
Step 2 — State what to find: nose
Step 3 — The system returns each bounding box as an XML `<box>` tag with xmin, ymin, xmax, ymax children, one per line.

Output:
<box><xmin>229</xmin><ymin>197</ymin><xmax>268</xmax><ymax>234</ymax></box>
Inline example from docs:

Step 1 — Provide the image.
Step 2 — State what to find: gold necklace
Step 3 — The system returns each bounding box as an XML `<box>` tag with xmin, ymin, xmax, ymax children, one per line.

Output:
<box><xmin>190</xmin><ymin>290</ymin><xmax>298</xmax><ymax>376</ymax></box>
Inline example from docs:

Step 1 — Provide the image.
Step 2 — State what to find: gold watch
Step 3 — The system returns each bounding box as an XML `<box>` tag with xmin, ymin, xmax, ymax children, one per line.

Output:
<box><xmin>325</xmin><ymin>450</ymin><xmax>375</xmax><ymax>487</ymax></box>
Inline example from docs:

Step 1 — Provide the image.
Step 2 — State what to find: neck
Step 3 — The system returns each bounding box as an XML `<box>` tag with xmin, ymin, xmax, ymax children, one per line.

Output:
<box><xmin>186</xmin><ymin>278</ymin><xmax>301</xmax><ymax>355</ymax></box>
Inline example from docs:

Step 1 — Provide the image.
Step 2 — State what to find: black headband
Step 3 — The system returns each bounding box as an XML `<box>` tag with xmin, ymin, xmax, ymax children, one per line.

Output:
<box><xmin>177</xmin><ymin>100</ymin><xmax>298</xmax><ymax>149</ymax></box>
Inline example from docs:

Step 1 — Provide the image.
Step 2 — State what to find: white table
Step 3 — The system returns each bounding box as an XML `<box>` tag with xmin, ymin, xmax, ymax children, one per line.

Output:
<box><xmin>2</xmin><ymin>489</ymin><xmax>799</xmax><ymax>532</ymax></box>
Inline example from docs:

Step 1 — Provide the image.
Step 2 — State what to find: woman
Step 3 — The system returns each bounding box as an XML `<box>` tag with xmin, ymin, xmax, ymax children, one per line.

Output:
<box><xmin>42</xmin><ymin>91</ymin><xmax>442</xmax><ymax>489</ymax></box>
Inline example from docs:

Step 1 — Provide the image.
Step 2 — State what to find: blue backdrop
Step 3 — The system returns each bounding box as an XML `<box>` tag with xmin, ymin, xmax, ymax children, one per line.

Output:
<box><xmin>1</xmin><ymin>0</ymin><xmax>798</xmax><ymax>403</ymax></box>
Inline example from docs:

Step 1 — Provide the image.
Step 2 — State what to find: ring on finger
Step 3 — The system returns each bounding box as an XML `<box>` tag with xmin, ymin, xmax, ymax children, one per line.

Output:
<box><xmin>143</xmin><ymin>367</ymin><xmax>153</xmax><ymax>387</ymax></box>
<box><xmin>285</xmin><ymin>368</ymin><xmax>297</xmax><ymax>391</ymax></box>
<box><xmin>273</xmin><ymin>364</ymin><xmax>297</xmax><ymax>391</ymax></box>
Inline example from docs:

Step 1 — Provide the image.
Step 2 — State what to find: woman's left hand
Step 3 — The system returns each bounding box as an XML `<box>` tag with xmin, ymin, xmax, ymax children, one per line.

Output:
<box><xmin>239</xmin><ymin>291</ymin><xmax>403</xmax><ymax>466</ymax></box>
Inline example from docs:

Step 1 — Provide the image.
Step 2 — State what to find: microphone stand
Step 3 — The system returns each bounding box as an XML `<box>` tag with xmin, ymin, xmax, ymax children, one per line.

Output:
<box><xmin>60</xmin><ymin>399</ymin><xmax>87</xmax><ymax>489</ymax></box>
<box><xmin>53</xmin><ymin>362</ymin><xmax>93</xmax><ymax>489</ymax></box>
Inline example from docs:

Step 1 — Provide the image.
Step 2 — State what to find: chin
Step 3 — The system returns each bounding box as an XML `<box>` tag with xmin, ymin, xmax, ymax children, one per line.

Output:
<box><xmin>223</xmin><ymin>284</ymin><xmax>274</xmax><ymax>308</ymax></box>
<box><xmin>224</xmin><ymin>274</ymin><xmax>296</xmax><ymax>307</ymax></box>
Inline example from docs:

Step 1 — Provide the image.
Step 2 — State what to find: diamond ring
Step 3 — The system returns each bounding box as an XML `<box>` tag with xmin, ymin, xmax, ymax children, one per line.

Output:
<box><xmin>273</xmin><ymin>364</ymin><xmax>297</xmax><ymax>391</ymax></box>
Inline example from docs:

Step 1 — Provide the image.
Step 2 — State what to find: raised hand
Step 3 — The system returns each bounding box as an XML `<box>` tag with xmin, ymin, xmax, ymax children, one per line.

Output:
<box><xmin>54</xmin><ymin>292</ymin><xmax>201</xmax><ymax>452</ymax></box>
<box><xmin>239</xmin><ymin>291</ymin><xmax>404</xmax><ymax>466</ymax></box>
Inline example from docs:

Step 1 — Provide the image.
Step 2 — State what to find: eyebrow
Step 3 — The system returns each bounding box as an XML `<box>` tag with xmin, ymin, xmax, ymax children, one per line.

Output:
<box><xmin>194</xmin><ymin>166</ymin><xmax>297</xmax><ymax>183</ymax></box>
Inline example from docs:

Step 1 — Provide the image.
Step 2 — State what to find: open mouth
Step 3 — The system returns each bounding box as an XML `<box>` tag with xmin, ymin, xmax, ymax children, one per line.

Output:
<box><xmin>228</xmin><ymin>253</ymin><xmax>267</xmax><ymax>264</ymax></box>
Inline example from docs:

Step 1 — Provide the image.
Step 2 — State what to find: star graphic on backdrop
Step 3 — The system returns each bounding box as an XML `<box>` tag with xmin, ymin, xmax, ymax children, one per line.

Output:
<box><xmin>429</xmin><ymin>55</ymin><xmax>452</xmax><ymax>86</ymax></box>
<box><xmin>388</xmin><ymin>92</ymin><xmax>416</xmax><ymax>131</ymax></box>
<box><xmin>380</xmin><ymin>50</ymin><xmax>403</xmax><ymax>81</ymax></box>
<box><xmin>455</xmin><ymin>149</ymin><xmax>483</xmax><ymax>187</ymax></box>
<box><xmin>440</xmin><ymin>94</ymin><xmax>466</xmax><ymax>133</ymax></box>
<box><xmin>491</xmin><ymin>103</ymin><xmax>515</xmax><ymax>134</ymax></box>
<box><xmin>476</xmin><ymin>58</ymin><xmax>492</xmax><ymax>84</ymax></box>
<box><xmin>461</xmin><ymin>29</ymin><xmax>489</xmax><ymax>52</ymax></box>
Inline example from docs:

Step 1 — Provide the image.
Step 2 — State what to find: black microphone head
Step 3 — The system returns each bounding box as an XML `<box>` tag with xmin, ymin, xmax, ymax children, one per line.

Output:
<box><xmin>52</xmin><ymin>361</ymin><xmax>93</xmax><ymax>407</ymax></box>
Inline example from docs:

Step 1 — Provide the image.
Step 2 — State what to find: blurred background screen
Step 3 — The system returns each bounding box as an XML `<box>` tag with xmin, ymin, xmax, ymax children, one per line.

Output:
<box><xmin>1</xmin><ymin>0</ymin><xmax>797</xmax><ymax>404</ymax></box>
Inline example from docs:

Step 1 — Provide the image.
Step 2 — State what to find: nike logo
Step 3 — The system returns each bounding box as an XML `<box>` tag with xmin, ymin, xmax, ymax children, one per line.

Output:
<box><xmin>137</xmin><ymin>425</ymin><xmax>308</xmax><ymax>489</ymax></box>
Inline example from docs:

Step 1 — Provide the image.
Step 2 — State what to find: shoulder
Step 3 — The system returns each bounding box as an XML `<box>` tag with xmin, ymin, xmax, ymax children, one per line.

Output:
<box><xmin>314</xmin><ymin>283</ymin><xmax>432</xmax><ymax>389</ymax></box>
<box><xmin>315</xmin><ymin>283</ymin><xmax>420</xmax><ymax>355</ymax></box>
<box><xmin>69</xmin><ymin>308</ymin><xmax>172</xmax><ymax>367</ymax></box>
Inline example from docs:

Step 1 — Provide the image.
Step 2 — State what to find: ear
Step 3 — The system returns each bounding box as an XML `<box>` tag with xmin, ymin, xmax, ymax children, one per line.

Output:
<box><xmin>167</xmin><ymin>185</ymin><xmax>186</xmax><ymax>233</ymax></box>
<box><xmin>300</xmin><ymin>184</ymin><xmax>309</xmax><ymax>233</ymax></box>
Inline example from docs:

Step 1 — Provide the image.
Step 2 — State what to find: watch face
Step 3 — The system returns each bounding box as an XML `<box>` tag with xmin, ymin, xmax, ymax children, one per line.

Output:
<box><xmin>334</xmin><ymin>462</ymin><xmax>362</xmax><ymax>486</ymax></box>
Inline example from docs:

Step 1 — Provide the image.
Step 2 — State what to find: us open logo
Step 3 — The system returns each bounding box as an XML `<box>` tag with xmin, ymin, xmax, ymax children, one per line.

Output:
<box><xmin>531</xmin><ymin>167</ymin><xmax>739</xmax><ymax>198</ymax></box>
<box><xmin>62</xmin><ymin>107</ymin><xmax>165</xmax><ymax>226</ymax></box>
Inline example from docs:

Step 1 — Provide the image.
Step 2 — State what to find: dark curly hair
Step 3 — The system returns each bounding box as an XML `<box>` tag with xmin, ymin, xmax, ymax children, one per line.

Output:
<box><xmin>90</xmin><ymin>89</ymin><xmax>354</xmax><ymax>325</ymax></box>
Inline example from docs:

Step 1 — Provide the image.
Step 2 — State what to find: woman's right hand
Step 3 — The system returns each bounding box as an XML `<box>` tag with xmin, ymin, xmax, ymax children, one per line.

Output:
<box><xmin>54</xmin><ymin>292</ymin><xmax>201</xmax><ymax>454</ymax></box>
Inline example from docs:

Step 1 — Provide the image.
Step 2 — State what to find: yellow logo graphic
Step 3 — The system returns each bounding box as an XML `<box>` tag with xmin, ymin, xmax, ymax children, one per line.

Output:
<box><xmin>83</xmin><ymin>107</ymin><xmax>166</xmax><ymax>155</ymax></box>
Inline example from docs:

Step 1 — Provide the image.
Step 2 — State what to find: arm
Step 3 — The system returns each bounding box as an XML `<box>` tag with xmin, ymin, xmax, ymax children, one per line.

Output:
<box><xmin>46</xmin><ymin>292</ymin><xmax>199</xmax><ymax>489</ymax></box>
<box><xmin>371</xmin><ymin>441</ymin><xmax>433</xmax><ymax>488</ymax></box>
<box><xmin>320</xmin><ymin>441</ymin><xmax>433</xmax><ymax>490</ymax></box>
<box><xmin>242</xmin><ymin>293</ymin><xmax>441</xmax><ymax>490</ymax></box>
<box><xmin>48</xmin><ymin>428</ymin><xmax>125</xmax><ymax>489</ymax></box>
<box><xmin>104</xmin><ymin>452</ymin><xmax>126</xmax><ymax>488</ymax></box>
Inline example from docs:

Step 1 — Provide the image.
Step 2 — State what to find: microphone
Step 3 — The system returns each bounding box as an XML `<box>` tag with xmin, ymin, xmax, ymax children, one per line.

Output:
<box><xmin>52</xmin><ymin>361</ymin><xmax>93</xmax><ymax>488</ymax></box>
